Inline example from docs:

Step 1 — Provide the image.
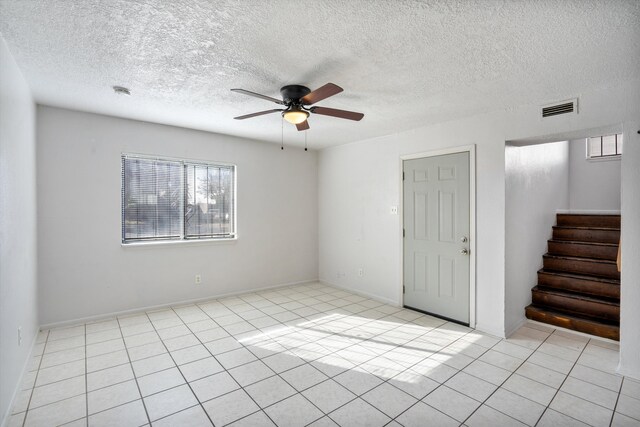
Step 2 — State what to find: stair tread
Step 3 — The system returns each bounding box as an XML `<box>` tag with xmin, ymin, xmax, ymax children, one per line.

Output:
<box><xmin>557</xmin><ymin>213</ymin><xmax>620</xmax><ymax>216</ymax></box>
<box><xmin>548</xmin><ymin>239</ymin><xmax>618</xmax><ymax>247</ymax></box>
<box><xmin>554</xmin><ymin>225</ymin><xmax>620</xmax><ymax>231</ymax></box>
<box><xmin>538</xmin><ymin>269</ymin><xmax>620</xmax><ymax>284</ymax></box>
<box><xmin>530</xmin><ymin>214</ymin><xmax>621</xmax><ymax>340</ymax></box>
<box><xmin>532</xmin><ymin>286</ymin><xmax>619</xmax><ymax>305</ymax></box>
<box><xmin>543</xmin><ymin>254</ymin><xmax>618</xmax><ymax>264</ymax></box>
<box><xmin>526</xmin><ymin>305</ymin><xmax>620</xmax><ymax>327</ymax></box>
<box><xmin>555</xmin><ymin>214</ymin><xmax>620</xmax><ymax>227</ymax></box>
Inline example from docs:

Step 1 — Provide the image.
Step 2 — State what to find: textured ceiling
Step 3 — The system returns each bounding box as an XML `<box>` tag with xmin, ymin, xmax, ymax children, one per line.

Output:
<box><xmin>1</xmin><ymin>0</ymin><xmax>639</xmax><ymax>149</ymax></box>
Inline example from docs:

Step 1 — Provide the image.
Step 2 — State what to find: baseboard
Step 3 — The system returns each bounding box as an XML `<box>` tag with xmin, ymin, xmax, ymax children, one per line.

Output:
<box><xmin>505</xmin><ymin>317</ymin><xmax>528</xmax><ymax>338</ymax></box>
<box><xmin>1</xmin><ymin>330</ymin><xmax>38</xmax><ymax>427</ymax></box>
<box><xmin>474</xmin><ymin>322</ymin><xmax>505</xmax><ymax>339</ymax></box>
<box><xmin>556</xmin><ymin>209</ymin><xmax>621</xmax><ymax>215</ymax></box>
<box><xmin>40</xmin><ymin>278</ymin><xmax>319</xmax><ymax>330</ymax></box>
<box><xmin>525</xmin><ymin>319</ymin><xmax>619</xmax><ymax>345</ymax></box>
<box><xmin>616</xmin><ymin>363</ymin><xmax>640</xmax><ymax>381</ymax></box>
<box><xmin>318</xmin><ymin>279</ymin><xmax>400</xmax><ymax>307</ymax></box>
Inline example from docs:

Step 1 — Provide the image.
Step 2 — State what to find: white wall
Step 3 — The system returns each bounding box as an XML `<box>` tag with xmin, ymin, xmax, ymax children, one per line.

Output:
<box><xmin>0</xmin><ymin>38</ymin><xmax>38</xmax><ymax>424</ymax></box>
<box><xmin>505</xmin><ymin>142</ymin><xmax>569</xmax><ymax>335</ymax></box>
<box><xmin>318</xmin><ymin>78</ymin><xmax>640</xmax><ymax>343</ymax></box>
<box><xmin>37</xmin><ymin>107</ymin><xmax>318</xmax><ymax>325</ymax></box>
<box><xmin>568</xmin><ymin>138</ymin><xmax>621</xmax><ymax>211</ymax></box>
<box><xmin>619</xmin><ymin>121</ymin><xmax>640</xmax><ymax>380</ymax></box>
<box><xmin>319</xmin><ymin>112</ymin><xmax>511</xmax><ymax>337</ymax></box>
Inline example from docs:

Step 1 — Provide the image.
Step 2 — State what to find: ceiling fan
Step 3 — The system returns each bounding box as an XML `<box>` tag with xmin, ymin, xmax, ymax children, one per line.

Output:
<box><xmin>231</xmin><ymin>83</ymin><xmax>364</xmax><ymax>131</ymax></box>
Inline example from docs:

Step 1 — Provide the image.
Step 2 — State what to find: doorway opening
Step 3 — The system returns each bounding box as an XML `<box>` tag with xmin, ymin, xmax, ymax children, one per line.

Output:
<box><xmin>505</xmin><ymin>125</ymin><xmax>622</xmax><ymax>338</ymax></box>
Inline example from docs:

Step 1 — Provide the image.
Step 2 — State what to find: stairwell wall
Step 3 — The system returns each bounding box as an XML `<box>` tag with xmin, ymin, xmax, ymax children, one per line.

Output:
<box><xmin>505</xmin><ymin>142</ymin><xmax>570</xmax><ymax>335</ymax></box>
<box><xmin>568</xmin><ymin>138</ymin><xmax>621</xmax><ymax>211</ymax></box>
<box><xmin>619</xmin><ymin>121</ymin><xmax>640</xmax><ymax>380</ymax></box>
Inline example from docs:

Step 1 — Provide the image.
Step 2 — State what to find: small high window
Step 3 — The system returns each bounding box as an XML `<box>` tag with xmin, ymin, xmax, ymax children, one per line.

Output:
<box><xmin>121</xmin><ymin>154</ymin><xmax>236</xmax><ymax>244</ymax></box>
<box><xmin>587</xmin><ymin>133</ymin><xmax>623</xmax><ymax>159</ymax></box>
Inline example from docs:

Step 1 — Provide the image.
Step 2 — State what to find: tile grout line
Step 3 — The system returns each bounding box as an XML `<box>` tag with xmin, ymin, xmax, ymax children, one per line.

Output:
<box><xmin>531</xmin><ymin>334</ymin><xmax>591</xmax><ymax>426</ymax></box>
<box><xmin>197</xmin><ymin>287</ymin><xmax>406</xmax><ymax>425</ymax></box>
<box><xmin>386</xmin><ymin>331</ymin><xmax>511</xmax><ymax>426</ymax></box>
<box><xmin>48</xmin><ymin>290</ymin><xmax>470</xmax><ymax>422</ymax></box>
<box><xmin>459</xmin><ymin>328</ymin><xmax>560</xmax><ymax>426</ymax></box>
<box><xmin>180</xmin><ymin>301</ymin><xmax>324</xmax><ymax>426</ymax></box>
<box><xmin>21</xmin><ymin>330</ymin><xmax>50</xmax><ymax>427</ymax></box>
<box><xmin>114</xmin><ymin>316</ymin><xmax>152</xmax><ymax>426</ymax></box>
<box><xmin>332</xmin><ymin>321</ymin><xmax>503</xmax><ymax>423</ymax></box>
<box><xmin>26</xmin><ymin>324</ymin><xmax>479</xmax><ymax>427</ymax></box>
<box><xmin>39</xmin><ymin>293</ymin><xmax>312</xmax><ymax>369</ymax></box>
<box><xmin>38</xmin><ymin>284</ymin><xmax>626</xmax><ymax>427</ymax></box>
<box><xmin>417</xmin><ymin>326</ymin><xmax>619</xmax><ymax>426</ymax></box>
<box><xmin>609</xmin><ymin>376</ymin><xmax>624</xmax><ymax>427</ymax></box>
<box><xmin>252</xmin><ymin>289</ymin><xmax>418</xmax><ymax>426</ymax></box>
<box><xmin>39</xmin><ymin>285</ymin><xmax>381</xmax><ymax>364</ymax></box>
<box><xmin>138</xmin><ymin>310</ymin><xmax>215</xmax><ymax>426</ymax></box>
<box><xmin>84</xmin><ymin>323</ymin><xmax>88</xmax><ymax>425</ymax></box>
<box><xmin>21</xmin><ymin>286</ymin><xmax>463</xmax><ymax>425</ymax></box>
<box><xmin>241</xmin><ymin>314</ymin><xmax>480</xmax><ymax>424</ymax></box>
<box><xmin>540</xmin><ymin>336</ymin><xmax>626</xmax><ymax>422</ymax></box>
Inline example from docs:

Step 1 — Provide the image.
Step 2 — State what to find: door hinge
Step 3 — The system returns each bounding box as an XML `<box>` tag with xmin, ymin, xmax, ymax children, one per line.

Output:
<box><xmin>402</xmin><ymin>172</ymin><xmax>405</xmax><ymax>181</ymax></box>
<box><xmin>403</xmin><ymin>285</ymin><xmax>406</xmax><ymax>294</ymax></box>
<box><xmin>403</xmin><ymin>229</ymin><xmax>405</xmax><ymax>238</ymax></box>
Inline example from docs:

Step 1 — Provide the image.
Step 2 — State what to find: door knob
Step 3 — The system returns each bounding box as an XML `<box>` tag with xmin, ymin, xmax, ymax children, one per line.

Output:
<box><xmin>460</xmin><ymin>248</ymin><xmax>469</xmax><ymax>255</ymax></box>
<box><xmin>461</xmin><ymin>236</ymin><xmax>468</xmax><ymax>243</ymax></box>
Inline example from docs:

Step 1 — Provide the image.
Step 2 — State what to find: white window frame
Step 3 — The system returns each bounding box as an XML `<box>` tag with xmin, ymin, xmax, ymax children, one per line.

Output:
<box><xmin>121</xmin><ymin>153</ymin><xmax>237</xmax><ymax>245</ymax></box>
<box><xmin>586</xmin><ymin>133</ymin><xmax>623</xmax><ymax>161</ymax></box>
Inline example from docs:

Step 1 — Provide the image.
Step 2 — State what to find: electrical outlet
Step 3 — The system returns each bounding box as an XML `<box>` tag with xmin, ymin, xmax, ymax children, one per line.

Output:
<box><xmin>17</xmin><ymin>327</ymin><xmax>22</xmax><ymax>346</ymax></box>
<box><xmin>390</xmin><ymin>206</ymin><xmax>398</xmax><ymax>214</ymax></box>
<box><xmin>195</xmin><ymin>274</ymin><xmax>202</xmax><ymax>285</ymax></box>
<box><xmin>358</xmin><ymin>268</ymin><xmax>364</xmax><ymax>277</ymax></box>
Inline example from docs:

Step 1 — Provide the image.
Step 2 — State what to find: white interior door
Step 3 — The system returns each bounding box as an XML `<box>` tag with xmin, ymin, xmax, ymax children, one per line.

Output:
<box><xmin>403</xmin><ymin>152</ymin><xmax>470</xmax><ymax>324</ymax></box>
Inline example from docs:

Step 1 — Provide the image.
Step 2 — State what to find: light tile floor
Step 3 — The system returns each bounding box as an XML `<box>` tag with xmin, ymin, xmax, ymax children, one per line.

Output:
<box><xmin>8</xmin><ymin>282</ymin><xmax>640</xmax><ymax>427</ymax></box>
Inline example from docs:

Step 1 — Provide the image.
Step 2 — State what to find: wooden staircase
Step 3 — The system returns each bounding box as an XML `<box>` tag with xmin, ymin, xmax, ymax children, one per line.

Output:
<box><xmin>525</xmin><ymin>214</ymin><xmax>620</xmax><ymax>340</ymax></box>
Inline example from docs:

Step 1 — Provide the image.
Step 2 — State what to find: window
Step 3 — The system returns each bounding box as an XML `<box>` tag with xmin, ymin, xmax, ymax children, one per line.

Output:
<box><xmin>122</xmin><ymin>155</ymin><xmax>235</xmax><ymax>243</ymax></box>
<box><xmin>587</xmin><ymin>133</ymin><xmax>623</xmax><ymax>159</ymax></box>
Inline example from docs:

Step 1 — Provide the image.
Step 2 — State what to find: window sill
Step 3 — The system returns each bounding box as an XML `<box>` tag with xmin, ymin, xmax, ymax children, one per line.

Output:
<box><xmin>586</xmin><ymin>156</ymin><xmax>621</xmax><ymax>163</ymax></box>
<box><xmin>121</xmin><ymin>236</ymin><xmax>238</xmax><ymax>248</ymax></box>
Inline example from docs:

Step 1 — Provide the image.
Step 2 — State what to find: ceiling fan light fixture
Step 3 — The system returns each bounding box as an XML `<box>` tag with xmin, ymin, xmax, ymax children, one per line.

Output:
<box><xmin>283</xmin><ymin>108</ymin><xmax>309</xmax><ymax>125</ymax></box>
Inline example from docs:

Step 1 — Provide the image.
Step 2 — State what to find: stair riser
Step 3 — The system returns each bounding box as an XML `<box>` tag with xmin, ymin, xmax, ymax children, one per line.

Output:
<box><xmin>537</xmin><ymin>272</ymin><xmax>620</xmax><ymax>299</ymax></box>
<box><xmin>553</xmin><ymin>228</ymin><xmax>620</xmax><ymax>244</ymax></box>
<box><xmin>543</xmin><ymin>257</ymin><xmax>620</xmax><ymax>279</ymax></box>
<box><xmin>548</xmin><ymin>241</ymin><xmax>618</xmax><ymax>261</ymax></box>
<box><xmin>532</xmin><ymin>291</ymin><xmax>619</xmax><ymax>321</ymax></box>
<box><xmin>556</xmin><ymin>215</ymin><xmax>620</xmax><ymax>228</ymax></box>
<box><xmin>525</xmin><ymin>307</ymin><xmax>619</xmax><ymax>341</ymax></box>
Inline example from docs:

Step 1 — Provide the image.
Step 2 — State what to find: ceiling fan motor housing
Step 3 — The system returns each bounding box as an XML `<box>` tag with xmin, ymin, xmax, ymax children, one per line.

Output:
<box><xmin>280</xmin><ymin>85</ymin><xmax>311</xmax><ymax>103</ymax></box>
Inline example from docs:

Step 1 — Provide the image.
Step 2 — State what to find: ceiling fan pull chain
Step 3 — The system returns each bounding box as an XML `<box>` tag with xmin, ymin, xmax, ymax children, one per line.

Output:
<box><xmin>305</xmin><ymin>131</ymin><xmax>308</xmax><ymax>152</ymax></box>
<box><xmin>281</xmin><ymin>117</ymin><xmax>284</xmax><ymax>150</ymax></box>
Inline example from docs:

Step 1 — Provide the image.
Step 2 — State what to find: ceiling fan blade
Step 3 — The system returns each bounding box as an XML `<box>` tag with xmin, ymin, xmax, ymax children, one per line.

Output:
<box><xmin>301</xmin><ymin>83</ymin><xmax>343</xmax><ymax>105</ymax></box>
<box><xmin>296</xmin><ymin>120</ymin><xmax>310</xmax><ymax>131</ymax></box>
<box><xmin>231</xmin><ymin>88</ymin><xmax>284</xmax><ymax>105</ymax></box>
<box><xmin>234</xmin><ymin>109</ymin><xmax>283</xmax><ymax>120</ymax></box>
<box><xmin>312</xmin><ymin>106</ymin><xmax>364</xmax><ymax>121</ymax></box>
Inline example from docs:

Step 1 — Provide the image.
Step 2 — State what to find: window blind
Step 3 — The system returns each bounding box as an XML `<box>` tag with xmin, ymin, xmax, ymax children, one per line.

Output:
<box><xmin>121</xmin><ymin>155</ymin><xmax>236</xmax><ymax>243</ymax></box>
<box><xmin>587</xmin><ymin>133</ymin><xmax>623</xmax><ymax>159</ymax></box>
<box><xmin>185</xmin><ymin>163</ymin><xmax>235</xmax><ymax>239</ymax></box>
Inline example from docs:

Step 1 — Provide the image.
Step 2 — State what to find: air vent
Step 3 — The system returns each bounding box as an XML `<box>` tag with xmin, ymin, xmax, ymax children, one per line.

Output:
<box><xmin>542</xmin><ymin>99</ymin><xmax>577</xmax><ymax>118</ymax></box>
